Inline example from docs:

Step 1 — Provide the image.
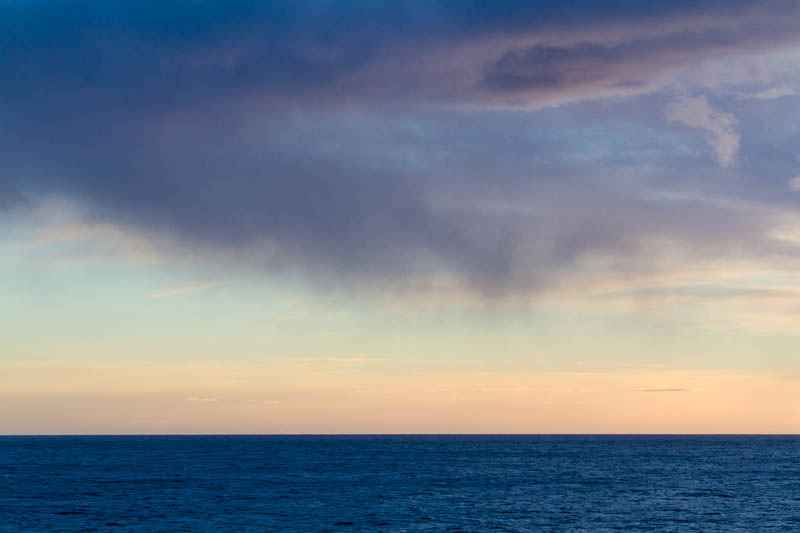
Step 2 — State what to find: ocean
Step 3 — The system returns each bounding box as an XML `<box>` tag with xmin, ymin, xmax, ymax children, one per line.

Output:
<box><xmin>1</xmin><ymin>435</ymin><xmax>798</xmax><ymax>531</ymax></box>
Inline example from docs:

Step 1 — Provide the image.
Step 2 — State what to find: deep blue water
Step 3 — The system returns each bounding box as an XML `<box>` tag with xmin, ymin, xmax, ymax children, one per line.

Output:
<box><xmin>1</xmin><ymin>435</ymin><xmax>799</xmax><ymax>532</ymax></box>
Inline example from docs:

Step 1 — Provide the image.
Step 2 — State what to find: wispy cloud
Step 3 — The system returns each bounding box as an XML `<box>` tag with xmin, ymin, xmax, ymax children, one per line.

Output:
<box><xmin>184</xmin><ymin>396</ymin><xmax>218</xmax><ymax>404</ymax></box>
<box><xmin>148</xmin><ymin>282</ymin><xmax>223</xmax><ymax>299</ymax></box>
<box><xmin>738</xmin><ymin>86</ymin><xmax>795</xmax><ymax>100</ymax></box>
<box><xmin>666</xmin><ymin>95</ymin><xmax>740</xmax><ymax>167</ymax></box>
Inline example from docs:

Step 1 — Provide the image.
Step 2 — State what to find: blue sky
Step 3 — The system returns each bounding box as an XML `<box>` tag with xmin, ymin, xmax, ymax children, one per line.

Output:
<box><xmin>2</xmin><ymin>1</ymin><xmax>800</xmax><ymax>433</ymax></box>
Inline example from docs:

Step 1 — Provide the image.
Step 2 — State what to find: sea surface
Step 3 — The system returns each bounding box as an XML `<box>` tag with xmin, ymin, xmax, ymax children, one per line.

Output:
<box><xmin>1</xmin><ymin>435</ymin><xmax>799</xmax><ymax>531</ymax></box>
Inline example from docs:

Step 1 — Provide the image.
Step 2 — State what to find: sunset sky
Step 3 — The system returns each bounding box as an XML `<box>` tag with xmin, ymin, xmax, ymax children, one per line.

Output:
<box><xmin>2</xmin><ymin>0</ymin><xmax>800</xmax><ymax>433</ymax></box>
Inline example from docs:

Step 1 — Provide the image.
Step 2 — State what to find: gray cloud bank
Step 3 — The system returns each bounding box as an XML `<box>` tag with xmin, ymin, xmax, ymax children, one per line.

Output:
<box><xmin>2</xmin><ymin>1</ymin><xmax>800</xmax><ymax>292</ymax></box>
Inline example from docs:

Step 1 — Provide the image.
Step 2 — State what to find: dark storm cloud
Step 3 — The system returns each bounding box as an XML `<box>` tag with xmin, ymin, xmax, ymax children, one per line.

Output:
<box><xmin>2</xmin><ymin>1</ymin><xmax>800</xmax><ymax>290</ymax></box>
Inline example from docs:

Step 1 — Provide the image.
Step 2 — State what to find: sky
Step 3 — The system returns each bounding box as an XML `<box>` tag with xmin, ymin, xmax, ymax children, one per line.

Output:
<box><xmin>2</xmin><ymin>0</ymin><xmax>800</xmax><ymax>434</ymax></box>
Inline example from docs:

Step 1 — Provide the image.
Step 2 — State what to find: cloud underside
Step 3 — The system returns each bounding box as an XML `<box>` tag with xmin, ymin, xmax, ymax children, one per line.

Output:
<box><xmin>2</xmin><ymin>0</ymin><xmax>800</xmax><ymax>294</ymax></box>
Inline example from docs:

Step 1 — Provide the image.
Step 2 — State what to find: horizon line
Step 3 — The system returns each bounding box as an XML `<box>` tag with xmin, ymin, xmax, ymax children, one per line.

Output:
<box><xmin>2</xmin><ymin>433</ymin><xmax>799</xmax><ymax>437</ymax></box>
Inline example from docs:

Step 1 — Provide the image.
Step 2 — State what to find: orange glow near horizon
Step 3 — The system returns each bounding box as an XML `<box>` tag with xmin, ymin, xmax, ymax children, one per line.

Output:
<box><xmin>2</xmin><ymin>361</ymin><xmax>798</xmax><ymax>434</ymax></box>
